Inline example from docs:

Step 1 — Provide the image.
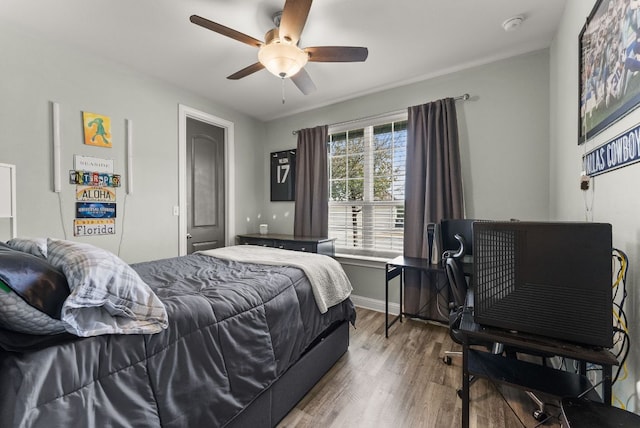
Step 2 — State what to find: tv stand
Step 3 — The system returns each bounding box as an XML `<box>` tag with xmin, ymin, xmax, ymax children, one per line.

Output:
<box><xmin>458</xmin><ymin>309</ymin><xmax>618</xmax><ymax>428</ymax></box>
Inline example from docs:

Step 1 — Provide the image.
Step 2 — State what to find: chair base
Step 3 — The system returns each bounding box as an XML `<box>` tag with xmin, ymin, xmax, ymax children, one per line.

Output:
<box><xmin>443</xmin><ymin>350</ymin><xmax>462</xmax><ymax>365</ymax></box>
<box><xmin>527</xmin><ymin>391</ymin><xmax>550</xmax><ymax>422</ymax></box>
<box><xmin>443</xmin><ymin>350</ymin><xmax>551</xmax><ymax>419</ymax></box>
<box><xmin>442</xmin><ymin>350</ymin><xmax>477</xmax><ymax>398</ymax></box>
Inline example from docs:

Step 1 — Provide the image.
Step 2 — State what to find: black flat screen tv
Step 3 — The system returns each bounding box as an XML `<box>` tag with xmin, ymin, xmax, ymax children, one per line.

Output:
<box><xmin>473</xmin><ymin>221</ymin><xmax>613</xmax><ymax>349</ymax></box>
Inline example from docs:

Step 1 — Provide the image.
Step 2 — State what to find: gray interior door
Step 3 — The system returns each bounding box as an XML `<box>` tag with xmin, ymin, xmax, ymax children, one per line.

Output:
<box><xmin>186</xmin><ymin>117</ymin><xmax>225</xmax><ymax>254</ymax></box>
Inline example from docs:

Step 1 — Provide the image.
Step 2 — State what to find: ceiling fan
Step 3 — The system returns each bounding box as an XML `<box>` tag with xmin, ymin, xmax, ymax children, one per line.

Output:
<box><xmin>189</xmin><ymin>0</ymin><xmax>368</xmax><ymax>95</ymax></box>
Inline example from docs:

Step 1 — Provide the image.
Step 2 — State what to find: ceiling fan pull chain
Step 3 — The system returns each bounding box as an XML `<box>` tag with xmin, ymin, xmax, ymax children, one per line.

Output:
<box><xmin>281</xmin><ymin>77</ymin><xmax>286</xmax><ymax>104</ymax></box>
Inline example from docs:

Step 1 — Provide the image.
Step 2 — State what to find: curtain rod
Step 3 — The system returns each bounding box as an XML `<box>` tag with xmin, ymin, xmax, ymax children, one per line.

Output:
<box><xmin>292</xmin><ymin>93</ymin><xmax>470</xmax><ymax>135</ymax></box>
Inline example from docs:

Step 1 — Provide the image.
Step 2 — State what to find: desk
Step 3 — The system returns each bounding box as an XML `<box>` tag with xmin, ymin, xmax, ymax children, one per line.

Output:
<box><xmin>458</xmin><ymin>309</ymin><xmax>619</xmax><ymax>428</ymax></box>
<box><xmin>384</xmin><ymin>256</ymin><xmax>453</xmax><ymax>337</ymax></box>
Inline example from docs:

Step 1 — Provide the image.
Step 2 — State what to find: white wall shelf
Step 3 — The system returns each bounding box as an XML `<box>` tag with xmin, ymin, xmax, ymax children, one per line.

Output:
<box><xmin>0</xmin><ymin>163</ymin><xmax>17</xmax><ymax>239</ymax></box>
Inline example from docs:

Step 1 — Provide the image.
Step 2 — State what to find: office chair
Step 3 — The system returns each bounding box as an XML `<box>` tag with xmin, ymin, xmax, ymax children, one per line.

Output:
<box><xmin>442</xmin><ymin>257</ymin><xmax>468</xmax><ymax>367</ymax></box>
<box><xmin>441</xmin><ymin>234</ymin><xmax>496</xmax><ymax>397</ymax></box>
<box><xmin>442</xmin><ymin>233</ymin><xmax>551</xmax><ymax>421</ymax></box>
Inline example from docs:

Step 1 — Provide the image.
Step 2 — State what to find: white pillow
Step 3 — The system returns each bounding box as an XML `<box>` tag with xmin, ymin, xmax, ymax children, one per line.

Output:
<box><xmin>46</xmin><ymin>239</ymin><xmax>168</xmax><ymax>337</ymax></box>
<box><xmin>6</xmin><ymin>237</ymin><xmax>48</xmax><ymax>258</ymax></box>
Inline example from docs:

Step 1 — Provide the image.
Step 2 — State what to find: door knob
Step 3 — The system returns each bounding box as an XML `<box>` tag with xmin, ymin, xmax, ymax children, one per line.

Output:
<box><xmin>186</xmin><ymin>233</ymin><xmax>193</xmax><ymax>239</ymax></box>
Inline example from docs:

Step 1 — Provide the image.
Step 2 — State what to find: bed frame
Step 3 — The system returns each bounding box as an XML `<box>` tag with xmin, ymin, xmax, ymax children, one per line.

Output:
<box><xmin>227</xmin><ymin>320</ymin><xmax>349</xmax><ymax>427</ymax></box>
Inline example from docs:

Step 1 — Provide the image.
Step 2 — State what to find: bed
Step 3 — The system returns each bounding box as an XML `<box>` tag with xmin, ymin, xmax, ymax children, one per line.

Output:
<box><xmin>0</xmin><ymin>239</ymin><xmax>356</xmax><ymax>427</ymax></box>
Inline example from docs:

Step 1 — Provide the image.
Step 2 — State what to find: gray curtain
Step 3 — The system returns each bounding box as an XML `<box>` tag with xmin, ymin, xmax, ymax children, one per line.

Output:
<box><xmin>403</xmin><ymin>98</ymin><xmax>464</xmax><ymax>321</ymax></box>
<box><xmin>294</xmin><ymin>125</ymin><xmax>329</xmax><ymax>237</ymax></box>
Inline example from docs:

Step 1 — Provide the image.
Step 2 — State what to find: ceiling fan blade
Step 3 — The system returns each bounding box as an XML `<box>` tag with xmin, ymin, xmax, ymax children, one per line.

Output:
<box><xmin>306</xmin><ymin>46</ymin><xmax>369</xmax><ymax>62</ymax></box>
<box><xmin>291</xmin><ymin>68</ymin><xmax>317</xmax><ymax>95</ymax></box>
<box><xmin>279</xmin><ymin>0</ymin><xmax>312</xmax><ymax>45</ymax></box>
<box><xmin>227</xmin><ymin>62</ymin><xmax>265</xmax><ymax>80</ymax></box>
<box><xmin>190</xmin><ymin>15</ymin><xmax>263</xmax><ymax>48</ymax></box>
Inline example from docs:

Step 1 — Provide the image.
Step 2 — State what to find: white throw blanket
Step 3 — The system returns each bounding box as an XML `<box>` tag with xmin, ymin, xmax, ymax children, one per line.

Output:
<box><xmin>198</xmin><ymin>245</ymin><xmax>352</xmax><ymax>313</ymax></box>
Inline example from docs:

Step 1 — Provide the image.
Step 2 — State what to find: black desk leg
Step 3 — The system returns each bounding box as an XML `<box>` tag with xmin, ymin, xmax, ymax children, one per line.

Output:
<box><xmin>385</xmin><ymin>265</ymin><xmax>389</xmax><ymax>338</ymax></box>
<box><xmin>399</xmin><ymin>268</ymin><xmax>403</xmax><ymax>324</ymax></box>
<box><xmin>385</xmin><ymin>265</ymin><xmax>404</xmax><ymax>338</ymax></box>
<box><xmin>462</xmin><ymin>340</ymin><xmax>470</xmax><ymax>428</ymax></box>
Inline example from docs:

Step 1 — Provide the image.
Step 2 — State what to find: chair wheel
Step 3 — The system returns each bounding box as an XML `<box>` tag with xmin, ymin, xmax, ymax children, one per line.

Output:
<box><xmin>443</xmin><ymin>356</ymin><xmax>452</xmax><ymax>365</ymax></box>
<box><xmin>532</xmin><ymin>409</ymin><xmax>547</xmax><ymax>422</ymax></box>
<box><xmin>456</xmin><ymin>389</ymin><xmax>463</xmax><ymax>399</ymax></box>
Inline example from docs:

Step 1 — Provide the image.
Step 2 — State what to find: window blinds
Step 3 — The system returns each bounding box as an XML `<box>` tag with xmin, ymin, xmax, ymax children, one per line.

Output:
<box><xmin>328</xmin><ymin>117</ymin><xmax>407</xmax><ymax>257</ymax></box>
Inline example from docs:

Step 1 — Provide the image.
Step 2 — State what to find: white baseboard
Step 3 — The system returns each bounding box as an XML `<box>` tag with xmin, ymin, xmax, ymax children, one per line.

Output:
<box><xmin>350</xmin><ymin>294</ymin><xmax>399</xmax><ymax>315</ymax></box>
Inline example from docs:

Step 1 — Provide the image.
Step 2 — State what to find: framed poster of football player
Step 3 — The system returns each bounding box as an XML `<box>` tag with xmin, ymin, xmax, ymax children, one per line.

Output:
<box><xmin>579</xmin><ymin>0</ymin><xmax>640</xmax><ymax>143</ymax></box>
<box><xmin>270</xmin><ymin>150</ymin><xmax>296</xmax><ymax>201</ymax></box>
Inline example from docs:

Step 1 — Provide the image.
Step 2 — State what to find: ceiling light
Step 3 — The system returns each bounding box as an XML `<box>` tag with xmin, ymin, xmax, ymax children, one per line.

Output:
<box><xmin>258</xmin><ymin>42</ymin><xmax>309</xmax><ymax>78</ymax></box>
<box><xmin>502</xmin><ymin>16</ymin><xmax>524</xmax><ymax>32</ymax></box>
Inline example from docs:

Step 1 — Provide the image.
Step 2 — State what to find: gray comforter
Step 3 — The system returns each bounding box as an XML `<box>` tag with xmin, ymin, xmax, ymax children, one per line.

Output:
<box><xmin>0</xmin><ymin>253</ymin><xmax>356</xmax><ymax>427</ymax></box>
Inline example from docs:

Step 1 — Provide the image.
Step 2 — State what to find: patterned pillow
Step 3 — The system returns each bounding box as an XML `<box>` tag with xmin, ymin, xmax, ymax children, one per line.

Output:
<box><xmin>0</xmin><ymin>242</ymin><xmax>69</xmax><ymax>335</ymax></box>
<box><xmin>47</xmin><ymin>239</ymin><xmax>168</xmax><ymax>337</ymax></box>
<box><xmin>6</xmin><ymin>237</ymin><xmax>48</xmax><ymax>258</ymax></box>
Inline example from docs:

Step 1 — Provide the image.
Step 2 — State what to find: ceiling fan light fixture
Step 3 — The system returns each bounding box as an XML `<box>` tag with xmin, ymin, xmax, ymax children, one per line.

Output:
<box><xmin>258</xmin><ymin>42</ymin><xmax>309</xmax><ymax>78</ymax></box>
<box><xmin>190</xmin><ymin>1</ymin><xmax>368</xmax><ymax>93</ymax></box>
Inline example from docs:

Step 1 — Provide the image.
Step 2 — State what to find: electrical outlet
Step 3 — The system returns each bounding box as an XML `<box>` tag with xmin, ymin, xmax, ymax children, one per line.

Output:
<box><xmin>580</xmin><ymin>175</ymin><xmax>590</xmax><ymax>191</ymax></box>
<box><xmin>173</xmin><ymin>206</ymin><xmax>179</xmax><ymax>216</ymax></box>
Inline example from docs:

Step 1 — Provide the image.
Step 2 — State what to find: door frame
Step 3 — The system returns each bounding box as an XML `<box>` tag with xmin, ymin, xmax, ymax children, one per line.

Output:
<box><xmin>178</xmin><ymin>105</ymin><xmax>235</xmax><ymax>256</ymax></box>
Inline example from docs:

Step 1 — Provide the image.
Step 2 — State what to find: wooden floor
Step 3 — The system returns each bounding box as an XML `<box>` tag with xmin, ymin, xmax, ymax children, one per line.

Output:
<box><xmin>278</xmin><ymin>307</ymin><xmax>562</xmax><ymax>428</ymax></box>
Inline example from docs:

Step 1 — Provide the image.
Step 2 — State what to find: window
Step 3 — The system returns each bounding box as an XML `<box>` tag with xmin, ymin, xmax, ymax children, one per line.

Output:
<box><xmin>328</xmin><ymin>113</ymin><xmax>407</xmax><ymax>258</ymax></box>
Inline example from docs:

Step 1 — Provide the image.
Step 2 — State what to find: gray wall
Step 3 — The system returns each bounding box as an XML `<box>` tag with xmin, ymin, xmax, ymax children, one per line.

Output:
<box><xmin>551</xmin><ymin>0</ymin><xmax>639</xmax><ymax>410</ymax></box>
<box><xmin>263</xmin><ymin>50</ymin><xmax>551</xmax><ymax>231</ymax></box>
<box><xmin>0</xmin><ymin>22</ymin><xmax>265</xmax><ymax>263</ymax></box>
<box><xmin>262</xmin><ymin>50</ymin><xmax>551</xmax><ymax>304</ymax></box>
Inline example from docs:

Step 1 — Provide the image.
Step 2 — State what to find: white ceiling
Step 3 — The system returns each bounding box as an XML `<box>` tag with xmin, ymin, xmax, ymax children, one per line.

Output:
<box><xmin>0</xmin><ymin>0</ymin><xmax>566</xmax><ymax>122</ymax></box>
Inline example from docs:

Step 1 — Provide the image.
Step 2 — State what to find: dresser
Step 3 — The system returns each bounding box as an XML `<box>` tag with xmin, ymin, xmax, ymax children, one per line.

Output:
<box><xmin>236</xmin><ymin>234</ymin><xmax>336</xmax><ymax>256</ymax></box>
